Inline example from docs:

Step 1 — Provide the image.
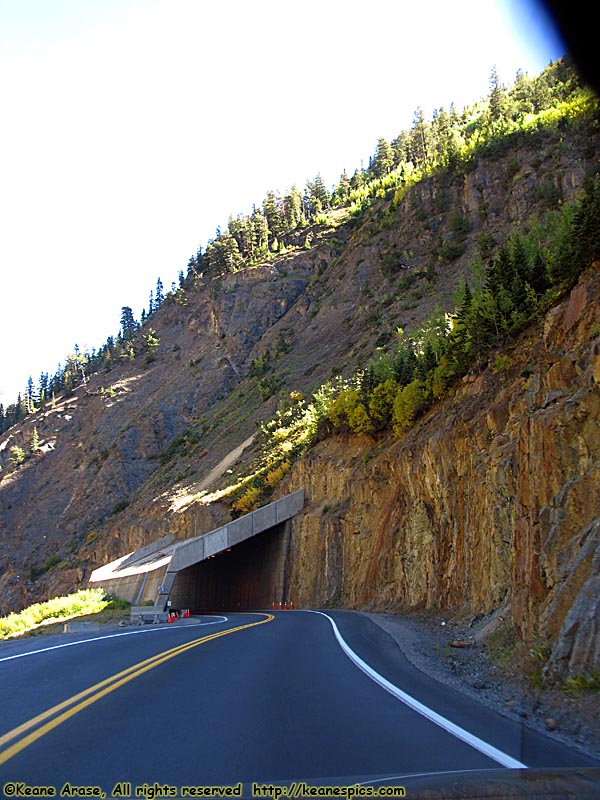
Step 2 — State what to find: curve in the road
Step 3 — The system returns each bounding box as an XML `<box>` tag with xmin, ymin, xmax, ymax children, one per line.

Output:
<box><xmin>0</xmin><ymin>617</ymin><xmax>229</xmax><ymax>664</ymax></box>
<box><xmin>308</xmin><ymin>610</ymin><xmax>527</xmax><ymax>770</ymax></box>
<box><xmin>0</xmin><ymin>613</ymin><xmax>273</xmax><ymax>768</ymax></box>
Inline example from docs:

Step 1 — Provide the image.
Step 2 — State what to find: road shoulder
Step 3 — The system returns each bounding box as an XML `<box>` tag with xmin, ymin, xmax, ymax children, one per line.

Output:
<box><xmin>362</xmin><ymin>609</ymin><xmax>600</xmax><ymax>763</ymax></box>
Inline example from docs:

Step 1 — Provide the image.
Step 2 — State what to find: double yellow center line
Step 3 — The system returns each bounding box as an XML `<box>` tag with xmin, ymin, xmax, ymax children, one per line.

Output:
<box><xmin>0</xmin><ymin>613</ymin><xmax>274</xmax><ymax>766</ymax></box>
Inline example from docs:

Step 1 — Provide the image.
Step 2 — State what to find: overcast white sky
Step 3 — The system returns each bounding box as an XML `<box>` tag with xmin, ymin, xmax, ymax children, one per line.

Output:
<box><xmin>0</xmin><ymin>0</ymin><xmax>565</xmax><ymax>405</ymax></box>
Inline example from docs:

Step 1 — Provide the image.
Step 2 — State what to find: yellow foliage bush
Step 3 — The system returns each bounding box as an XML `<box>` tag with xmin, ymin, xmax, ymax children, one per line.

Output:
<box><xmin>347</xmin><ymin>402</ymin><xmax>373</xmax><ymax>434</ymax></box>
<box><xmin>265</xmin><ymin>460</ymin><xmax>290</xmax><ymax>488</ymax></box>
<box><xmin>233</xmin><ymin>485</ymin><xmax>262</xmax><ymax>515</ymax></box>
<box><xmin>393</xmin><ymin>379</ymin><xmax>426</xmax><ymax>434</ymax></box>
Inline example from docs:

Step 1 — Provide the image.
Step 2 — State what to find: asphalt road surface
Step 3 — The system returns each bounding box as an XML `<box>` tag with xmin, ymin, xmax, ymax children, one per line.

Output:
<box><xmin>0</xmin><ymin>610</ymin><xmax>598</xmax><ymax>797</ymax></box>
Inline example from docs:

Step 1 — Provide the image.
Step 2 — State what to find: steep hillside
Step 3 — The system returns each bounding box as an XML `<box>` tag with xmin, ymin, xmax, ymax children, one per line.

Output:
<box><xmin>0</xmin><ymin>112</ymin><xmax>599</xmax><ymax>677</ymax></box>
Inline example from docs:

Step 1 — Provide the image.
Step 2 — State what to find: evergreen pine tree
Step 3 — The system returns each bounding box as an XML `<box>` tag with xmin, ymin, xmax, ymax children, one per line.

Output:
<box><xmin>38</xmin><ymin>373</ymin><xmax>48</xmax><ymax>408</ymax></box>
<box><xmin>510</xmin><ymin>272</ymin><xmax>528</xmax><ymax>315</ymax></box>
<box><xmin>120</xmin><ymin>307</ymin><xmax>137</xmax><ymax>342</ymax></box>
<box><xmin>372</xmin><ymin>137</ymin><xmax>394</xmax><ymax>177</ymax></box>
<box><xmin>263</xmin><ymin>191</ymin><xmax>285</xmax><ymax>247</ymax></box>
<box><xmin>30</xmin><ymin>427</ymin><xmax>40</xmax><ymax>454</ymax></box>
<box><xmin>510</xmin><ymin>234</ymin><xmax>530</xmax><ymax>282</ymax></box>
<box><xmin>142</xmin><ymin>328</ymin><xmax>160</xmax><ymax>363</ymax></box>
<box><xmin>350</xmin><ymin>168</ymin><xmax>367</xmax><ymax>190</ymax></box>
<box><xmin>529</xmin><ymin>250</ymin><xmax>550</xmax><ymax>295</ymax></box>
<box><xmin>393</xmin><ymin>348</ymin><xmax>417</xmax><ymax>386</ymax></box>
<box><xmin>410</xmin><ymin>107</ymin><xmax>431</xmax><ymax>166</ymax></box>
<box><xmin>311</xmin><ymin>174</ymin><xmax>331</xmax><ymax>214</ymax></box>
<box><xmin>26</xmin><ymin>376</ymin><xmax>36</xmax><ymax>414</ymax></box>
<box><xmin>449</xmin><ymin>281</ymin><xmax>474</xmax><ymax>372</ymax></box>
<box><xmin>392</xmin><ymin>131</ymin><xmax>411</xmax><ymax>167</ymax></box>
<box><xmin>284</xmin><ymin>185</ymin><xmax>303</xmax><ymax>229</ymax></box>
<box><xmin>417</xmin><ymin>342</ymin><xmax>437</xmax><ymax>380</ymax></box>
<box><xmin>187</xmin><ymin>255</ymin><xmax>197</xmax><ymax>278</ymax></box>
<box><xmin>222</xmin><ymin>231</ymin><xmax>242</xmax><ymax>271</ymax></box>
<box><xmin>553</xmin><ymin>173</ymin><xmax>600</xmax><ymax>283</ymax></box>
<box><xmin>488</xmin><ymin>65</ymin><xmax>508</xmax><ymax>124</ymax></box>
<box><xmin>332</xmin><ymin>171</ymin><xmax>351</xmax><ymax>206</ymax></box>
<box><xmin>155</xmin><ymin>278</ymin><xmax>164</xmax><ymax>307</ymax></box>
<box><xmin>486</xmin><ymin>243</ymin><xmax>514</xmax><ymax>295</ymax></box>
<box><xmin>251</xmin><ymin>208</ymin><xmax>269</xmax><ymax>254</ymax></box>
<box><xmin>509</xmin><ymin>68</ymin><xmax>534</xmax><ymax>119</ymax></box>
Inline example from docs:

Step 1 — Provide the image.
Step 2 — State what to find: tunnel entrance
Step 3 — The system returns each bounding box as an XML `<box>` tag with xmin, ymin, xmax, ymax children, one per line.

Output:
<box><xmin>168</xmin><ymin>520</ymin><xmax>289</xmax><ymax>611</ymax></box>
<box><xmin>90</xmin><ymin>490</ymin><xmax>304</xmax><ymax>619</ymax></box>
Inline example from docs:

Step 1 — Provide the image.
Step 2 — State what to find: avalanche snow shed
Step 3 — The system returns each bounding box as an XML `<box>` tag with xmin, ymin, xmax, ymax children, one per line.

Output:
<box><xmin>88</xmin><ymin>489</ymin><xmax>304</xmax><ymax>619</ymax></box>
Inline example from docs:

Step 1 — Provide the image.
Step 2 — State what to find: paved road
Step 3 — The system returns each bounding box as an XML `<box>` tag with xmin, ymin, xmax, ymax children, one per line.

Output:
<box><xmin>0</xmin><ymin>610</ymin><xmax>598</xmax><ymax>795</ymax></box>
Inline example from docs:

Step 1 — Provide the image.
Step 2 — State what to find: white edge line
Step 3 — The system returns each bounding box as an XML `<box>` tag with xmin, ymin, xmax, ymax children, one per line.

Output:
<box><xmin>307</xmin><ymin>610</ymin><xmax>527</xmax><ymax>770</ymax></box>
<box><xmin>358</xmin><ymin>768</ymin><xmax>520</xmax><ymax>787</ymax></box>
<box><xmin>0</xmin><ymin>616</ymin><xmax>229</xmax><ymax>663</ymax></box>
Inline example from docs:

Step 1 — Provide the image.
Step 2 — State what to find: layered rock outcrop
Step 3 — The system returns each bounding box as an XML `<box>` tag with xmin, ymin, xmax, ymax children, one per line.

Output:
<box><xmin>282</xmin><ymin>268</ymin><xmax>600</xmax><ymax>680</ymax></box>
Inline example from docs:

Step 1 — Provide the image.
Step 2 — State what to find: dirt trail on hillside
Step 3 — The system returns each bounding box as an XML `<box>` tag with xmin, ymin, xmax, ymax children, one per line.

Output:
<box><xmin>196</xmin><ymin>434</ymin><xmax>256</xmax><ymax>491</ymax></box>
<box><xmin>169</xmin><ymin>434</ymin><xmax>256</xmax><ymax>513</ymax></box>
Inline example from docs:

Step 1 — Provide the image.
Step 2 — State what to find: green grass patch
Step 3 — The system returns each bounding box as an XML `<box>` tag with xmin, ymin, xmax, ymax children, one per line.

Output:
<box><xmin>485</xmin><ymin>623</ymin><xmax>518</xmax><ymax>673</ymax></box>
<box><xmin>0</xmin><ymin>588</ymin><xmax>117</xmax><ymax>639</ymax></box>
<box><xmin>562</xmin><ymin>670</ymin><xmax>600</xmax><ymax>695</ymax></box>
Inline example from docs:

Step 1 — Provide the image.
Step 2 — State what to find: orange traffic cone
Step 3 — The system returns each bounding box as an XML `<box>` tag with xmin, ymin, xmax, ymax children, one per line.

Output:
<box><xmin>290</xmin><ymin>601</ymin><xmax>294</xmax><ymax>610</ymax></box>
<box><xmin>167</xmin><ymin>613</ymin><xmax>174</xmax><ymax>623</ymax></box>
<box><xmin>271</xmin><ymin>601</ymin><xmax>275</xmax><ymax>611</ymax></box>
<box><xmin>279</xmin><ymin>601</ymin><xmax>282</xmax><ymax>611</ymax></box>
<box><xmin>284</xmin><ymin>601</ymin><xmax>287</xmax><ymax>610</ymax></box>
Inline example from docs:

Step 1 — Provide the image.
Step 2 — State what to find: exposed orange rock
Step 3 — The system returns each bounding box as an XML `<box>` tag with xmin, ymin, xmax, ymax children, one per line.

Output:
<box><xmin>282</xmin><ymin>269</ymin><xmax>600</xmax><ymax>680</ymax></box>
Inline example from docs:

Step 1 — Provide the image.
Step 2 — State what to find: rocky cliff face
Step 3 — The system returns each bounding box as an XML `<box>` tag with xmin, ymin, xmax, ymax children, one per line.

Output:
<box><xmin>282</xmin><ymin>268</ymin><xmax>600</xmax><ymax>681</ymax></box>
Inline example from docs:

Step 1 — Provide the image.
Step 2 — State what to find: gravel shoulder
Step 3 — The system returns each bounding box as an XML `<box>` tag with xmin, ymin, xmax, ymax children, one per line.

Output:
<box><xmin>362</xmin><ymin>609</ymin><xmax>600</xmax><ymax>763</ymax></box>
